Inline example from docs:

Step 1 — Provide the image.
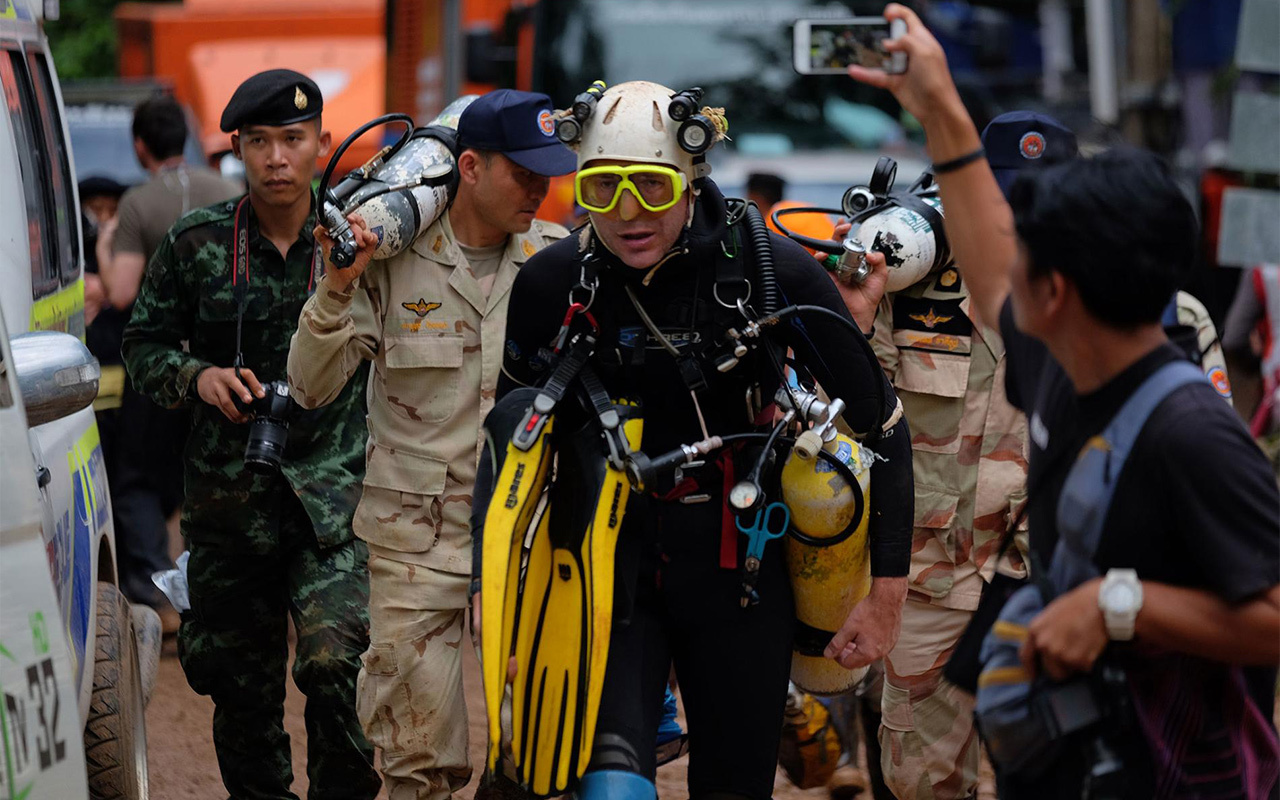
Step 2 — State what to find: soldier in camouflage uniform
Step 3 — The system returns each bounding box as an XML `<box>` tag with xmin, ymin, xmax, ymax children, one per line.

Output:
<box><xmin>287</xmin><ymin>89</ymin><xmax>573</xmax><ymax>799</ymax></box>
<box><xmin>122</xmin><ymin>70</ymin><xmax>380</xmax><ymax>799</ymax></box>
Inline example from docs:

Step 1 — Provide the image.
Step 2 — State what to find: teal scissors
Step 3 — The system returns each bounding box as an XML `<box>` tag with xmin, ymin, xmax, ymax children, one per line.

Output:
<box><xmin>736</xmin><ymin>501</ymin><xmax>791</xmax><ymax>607</ymax></box>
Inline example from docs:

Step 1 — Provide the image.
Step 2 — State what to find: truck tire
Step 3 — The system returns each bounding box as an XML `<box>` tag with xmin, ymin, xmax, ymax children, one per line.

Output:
<box><xmin>85</xmin><ymin>582</ymin><xmax>150</xmax><ymax>799</ymax></box>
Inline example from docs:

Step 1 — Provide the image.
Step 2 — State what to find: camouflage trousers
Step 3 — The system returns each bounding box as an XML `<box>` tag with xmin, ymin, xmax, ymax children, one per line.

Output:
<box><xmin>878</xmin><ymin>597</ymin><xmax>979</xmax><ymax>800</ymax></box>
<box><xmin>178</xmin><ymin>491</ymin><xmax>380</xmax><ymax>800</ymax></box>
<box><xmin>357</xmin><ymin>549</ymin><xmax>472</xmax><ymax>800</ymax></box>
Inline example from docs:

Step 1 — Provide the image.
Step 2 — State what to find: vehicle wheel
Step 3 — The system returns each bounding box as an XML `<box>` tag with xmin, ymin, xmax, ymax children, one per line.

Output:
<box><xmin>85</xmin><ymin>582</ymin><xmax>150</xmax><ymax>799</ymax></box>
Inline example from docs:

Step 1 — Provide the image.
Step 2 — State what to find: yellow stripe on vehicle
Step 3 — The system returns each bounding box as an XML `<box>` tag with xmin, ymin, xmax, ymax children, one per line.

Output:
<box><xmin>93</xmin><ymin>365</ymin><xmax>125</xmax><ymax>411</ymax></box>
<box><xmin>29</xmin><ymin>278</ymin><xmax>86</xmax><ymax>340</ymax></box>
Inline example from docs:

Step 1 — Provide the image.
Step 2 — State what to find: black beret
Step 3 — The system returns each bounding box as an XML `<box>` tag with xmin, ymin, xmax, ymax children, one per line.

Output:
<box><xmin>220</xmin><ymin>69</ymin><xmax>323</xmax><ymax>133</ymax></box>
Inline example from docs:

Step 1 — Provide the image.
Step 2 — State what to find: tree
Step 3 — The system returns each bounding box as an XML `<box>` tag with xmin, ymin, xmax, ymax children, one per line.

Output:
<box><xmin>45</xmin><ymin>0</ymin><xmax>118</xmax><ymax>79</ymax></box>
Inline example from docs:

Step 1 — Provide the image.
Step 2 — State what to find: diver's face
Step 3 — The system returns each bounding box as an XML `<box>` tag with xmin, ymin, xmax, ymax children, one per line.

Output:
<box><xmin>586</xmin><ymin>159</ymin><xmax>690</xmax><ymax>270</ymax></box>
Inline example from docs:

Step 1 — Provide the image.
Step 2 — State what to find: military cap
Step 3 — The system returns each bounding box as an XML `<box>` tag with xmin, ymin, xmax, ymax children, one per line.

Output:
<box><xmin>219</xmin><ymin>69</ymin><xmax>323</xmax><ymax>133</ymax></box>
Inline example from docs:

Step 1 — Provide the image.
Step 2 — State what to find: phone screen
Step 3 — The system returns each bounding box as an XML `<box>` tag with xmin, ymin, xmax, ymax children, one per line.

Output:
<box><xmin>794</xmin><ymin>18</ymin><xmax>906</xmax><ymax>75</ymax></box>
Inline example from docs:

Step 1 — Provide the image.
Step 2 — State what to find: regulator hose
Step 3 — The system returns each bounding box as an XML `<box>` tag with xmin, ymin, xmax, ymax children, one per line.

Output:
<box><xmin>316</xmin><ymin>113</ymin><xmax>415</xmax><ymax>207</ymax></box>
<box><xmin>743</xmin><ymin>202</ymin><xmax>780</xmax><ymax>316</ymax></box>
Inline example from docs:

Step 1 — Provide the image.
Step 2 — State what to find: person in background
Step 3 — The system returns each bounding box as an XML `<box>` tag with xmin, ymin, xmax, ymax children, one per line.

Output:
<box><xmin>97</xmin><ymin>93</ymin><xmax>241</xmax><ymax>311</ymax></box>
<box><xmin>94</xmin><ymin>95</ymin><xmax>240</xmax><ymax>618</ymax></box>
<box><xmin>746</xmin><ymin>171</ymin><xmax>786</xmax><ymax>218</ymax></box>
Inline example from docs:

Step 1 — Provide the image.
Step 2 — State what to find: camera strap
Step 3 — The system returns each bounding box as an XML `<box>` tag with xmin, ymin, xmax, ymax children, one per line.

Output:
<box><xmin>1049</xmin><ymin>360</ymin><xmax>1207</xmax><ymax>591</ymax></box>
<box><xmin>229</xmin><ymin>195</ymin><xmax>324</xmax><ymax>371</ymax></box>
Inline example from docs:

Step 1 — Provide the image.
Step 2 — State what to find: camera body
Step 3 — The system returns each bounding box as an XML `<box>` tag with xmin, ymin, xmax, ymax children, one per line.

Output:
<box><xmin>232</xmin><ymin>379</ymin><xmax>298</xmax><ymax>474</ymax></box>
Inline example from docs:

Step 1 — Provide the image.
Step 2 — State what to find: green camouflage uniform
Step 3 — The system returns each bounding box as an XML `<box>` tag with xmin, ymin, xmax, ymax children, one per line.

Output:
<box><xmin>868</xmin><ymin>267</ymin><xmax>1029</xmax><ymax>800</ymax></box>
<box><xmin>122</xmin><ymin>195</ymin><xmax>380</xmax><ymax>800</ymax></box>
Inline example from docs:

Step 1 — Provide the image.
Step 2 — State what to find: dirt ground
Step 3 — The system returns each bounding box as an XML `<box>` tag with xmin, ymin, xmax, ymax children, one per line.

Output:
<box><xmin>145</xmin><ymin>636</ymin><xmax>855</xmax><ymax>799</ymax></box>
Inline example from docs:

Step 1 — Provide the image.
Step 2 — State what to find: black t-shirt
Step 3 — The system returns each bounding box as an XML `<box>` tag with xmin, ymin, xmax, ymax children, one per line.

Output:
<box><xmin>999</xmin><ymin>299</ymin><xmax>1280</xmax><ymax>717</ymax></box>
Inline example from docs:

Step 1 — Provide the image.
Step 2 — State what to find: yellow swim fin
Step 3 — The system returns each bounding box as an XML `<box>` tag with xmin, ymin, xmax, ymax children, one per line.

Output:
<box><xmin>480</xmin><ymin>389</ymin><xmax>556</xmax><ymax>774</ymax></box>
<box><xmin>510</xmin><ymin>401</ymin><xmax>643</xmax><ymax>795</ymax></box>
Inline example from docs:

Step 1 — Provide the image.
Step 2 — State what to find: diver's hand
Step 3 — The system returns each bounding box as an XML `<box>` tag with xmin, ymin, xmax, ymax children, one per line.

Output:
<box><xmin>196</xmin><ymin>366</ymin><xmax>265</xmax><ymax>423</ymax></box>
<box><xmin>471</xmin><ymin>591</ymin><xmax>481</xmax><ymax>646</ymax></box>
<box><xmin>846</xmin><ymin>4</ymin><xmax>964</xmax><ymax>130</ymax></box>
<box><xmin>315</xmin><ymin>212</ymin><xmax>378</xmax><ymax>292</ymax></box>
<box><xmin>829</xmin><ymin>220</ymin><xmax>889</xmax><ymax>333</ymax></box>
<box><xmin>826</xmin><ymin>576</ymin><xmax>907</xmax><ymax>669</ymax></box>
<box><xmin>1020</xmin><ymin>577</ymin><xmax>1108</xmax><ymax>682</ymax></box>
<box><xmin>472</xmin><ymin>591</ymin><xmax>519</xmax><ymax>683</ymax></box>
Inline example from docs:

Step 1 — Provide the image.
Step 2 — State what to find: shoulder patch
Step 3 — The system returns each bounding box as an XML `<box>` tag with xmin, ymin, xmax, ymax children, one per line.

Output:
<box><xmin>934</xmin><ymin>268</ymin><xmax>961</xmax><ymax>293</ymax></box>
<box><xmin>534</xmin><ymin>219</ymin><xmax>571</xmax><ymax>242</ymax></box>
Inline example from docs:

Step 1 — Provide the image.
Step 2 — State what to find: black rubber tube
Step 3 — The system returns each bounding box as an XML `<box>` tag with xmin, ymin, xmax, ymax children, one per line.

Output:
<box><xmin>316</xmin><ymin>113</ymin><xmax>414</xmax><ymax>207</ymax></box>
<box><xmin>744</xmin><ymin>203</ymin><xmax>780</xmax><ymax>315</ymax></box>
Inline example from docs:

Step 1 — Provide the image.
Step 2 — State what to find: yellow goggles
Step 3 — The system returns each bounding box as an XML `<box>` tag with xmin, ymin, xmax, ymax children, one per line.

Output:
<box><xmin>575</xmin><ymin>165</ymin><xmax>687</xmax><ymax>214</ymax></box>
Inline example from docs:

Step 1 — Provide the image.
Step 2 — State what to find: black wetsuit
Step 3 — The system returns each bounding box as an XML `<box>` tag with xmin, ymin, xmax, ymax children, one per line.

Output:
<box><xmin>476</xmin><ymin>182</ymin><xmax>913</xmax><ymax>797</ymax></box>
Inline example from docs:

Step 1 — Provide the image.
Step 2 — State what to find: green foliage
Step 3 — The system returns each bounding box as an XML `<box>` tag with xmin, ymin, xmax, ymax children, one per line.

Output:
<box><xmin>45</xmin><ymin>0</ymin><xmax>119</xmax><ymax>79</ymax></box>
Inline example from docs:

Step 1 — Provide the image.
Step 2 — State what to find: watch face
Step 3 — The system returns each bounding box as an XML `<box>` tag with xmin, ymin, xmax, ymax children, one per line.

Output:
<box><xmin>1103</xmin><ymin>582</ymin><xmax>1137</xmax><ymax>613</ymax></box>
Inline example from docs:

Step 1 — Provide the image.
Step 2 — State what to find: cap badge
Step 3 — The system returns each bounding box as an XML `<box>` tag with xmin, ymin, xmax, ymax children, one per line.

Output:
<box><xmin>295</xmin><ymin>87</ymin><xmax>308</xmax><ymax>111</ymax></box>
<box><xmin>538</xmin><ymin>109</ymin><xmax>555</xmax><ymax>137</ymax></box>
<box><xmin>1019</xmin><ymin>131</ymin><xmax>1045</xmax><ymax>160</ymax></box>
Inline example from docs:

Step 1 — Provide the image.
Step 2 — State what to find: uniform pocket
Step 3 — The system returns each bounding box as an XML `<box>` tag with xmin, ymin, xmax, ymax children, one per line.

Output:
<box><xmin>383</xmin><ymin>334</ymin><xmax>464</xmax><ymax>423</ymax></box>
<box><xmin>356</xmin><ymin>642</ymin><xmax>407</xmax><ymax>756</ymax></box>
<box><xmin>357</xmin><ymin>445</ymin><xmax>449</xmax><ymax>552</ymax></box>
<box><xmin>907</xmin><ymin>487</ymin><xmax>961</xmax><ymax>599</ymax></box>
<box><xmin>893</xmin><ymin>350</ymin><xmax>971</xmax><ymax>455</ymax></box>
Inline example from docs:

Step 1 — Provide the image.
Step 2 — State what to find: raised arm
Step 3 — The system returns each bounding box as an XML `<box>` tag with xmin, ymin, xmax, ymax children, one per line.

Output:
<box><xmin>848</xmin><ymin>3</ymin><xmax>1016</xmax><ymax>328</ymax></box>
<box><xmin>287</xmin><ymin>215</ymin><xmax>382</xmax><ymax>409</ymax></box>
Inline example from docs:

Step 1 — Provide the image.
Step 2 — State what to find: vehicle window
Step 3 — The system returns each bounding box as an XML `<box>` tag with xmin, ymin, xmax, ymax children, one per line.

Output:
<box><xmin>0</xmin><ymin>50</ymin><xmax>57</xmax><ymax>298</ymax></box>
<box><xmin>28</xmin><ymin>51</ymin><xmax>79</xmax><ymax>286</ymax></box>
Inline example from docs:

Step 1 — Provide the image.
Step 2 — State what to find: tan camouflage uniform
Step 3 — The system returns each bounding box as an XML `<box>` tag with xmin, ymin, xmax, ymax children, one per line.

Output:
<box><xmin>869</xmin><ymin>267</ymin><xmax>1029</xmax><ymax>800</ymax></box>
<box><xmin>287</xmin><ymin>212</ymin><xmax>568</xmax><ymax>799</ymax></box>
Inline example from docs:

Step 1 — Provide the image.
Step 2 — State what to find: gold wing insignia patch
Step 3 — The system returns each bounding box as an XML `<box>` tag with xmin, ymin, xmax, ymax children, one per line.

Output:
<box><xmin>402</xmin><ymin>298</ymin><xmax>443</xmax><ymax>318</ymax></box>
<box><xmin>908</xmin><ymin>308</ymin><xmax>954</xmax><ymax>329</ymax></box>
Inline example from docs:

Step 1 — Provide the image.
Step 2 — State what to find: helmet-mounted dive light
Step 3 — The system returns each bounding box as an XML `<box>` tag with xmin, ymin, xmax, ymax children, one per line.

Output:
<box><xmin>668</xmin><ymin>87</ymin><xmax>704</xmax><ymax>122</ymax></box>
<box><xmin>677</xmin><ymin>115</ymin><xmax>715</xmax><ymax>155</ymax></box>
<box><xmin>572</xmin><ymin>80</ymin><xmax>607</xmax><ymax>121</ymax></box>
<box><xmin>556</xmin><ymin>115</ymin><xmax>582</xmax><ymax>144</ymax></box>
<box><xmin>555</xmin><ymin>80</ymin><xmax>607</xmax><ymax>145</ymax></box>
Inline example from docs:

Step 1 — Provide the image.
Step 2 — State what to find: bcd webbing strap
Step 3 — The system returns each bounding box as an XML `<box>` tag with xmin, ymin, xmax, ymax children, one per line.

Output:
<box><xmin>1049</xmin><ymin>360</ymin><xmax>1207</xmax><ymax>592</ymax></box>
<box><xmin>512</xmin><ymin>336</ymin><xmax>595</xmax><ymax>451</ymax></box>
<box><xmin>577</xmin><ymin>366</ymin><xmax>632</xmax><ymax>470</ymax></box>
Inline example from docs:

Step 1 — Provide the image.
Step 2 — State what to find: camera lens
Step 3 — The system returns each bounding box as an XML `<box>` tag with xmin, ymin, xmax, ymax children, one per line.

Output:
<box><xmin>244</xmin><ymin>418</ymin><xmax>288</xmax><ymax>475</ymax></box>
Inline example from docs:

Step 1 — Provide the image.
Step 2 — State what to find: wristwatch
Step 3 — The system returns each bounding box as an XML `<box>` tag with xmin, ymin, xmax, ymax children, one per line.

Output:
<box><xmin>1097</xmin><ymin>569</ymin><xmax>1143</xmax><ymax>641</ymax></box>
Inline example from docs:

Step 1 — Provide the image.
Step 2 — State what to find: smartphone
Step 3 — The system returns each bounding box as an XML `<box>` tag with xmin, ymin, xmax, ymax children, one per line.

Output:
<box><xmin>793</xmin><ymin>17</ymin><xmax>908</xmax><ymax>75</ymax></box>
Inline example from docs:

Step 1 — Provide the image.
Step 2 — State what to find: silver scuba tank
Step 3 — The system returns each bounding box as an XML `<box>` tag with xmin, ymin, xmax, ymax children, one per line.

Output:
<box><xmin>323</xmin><ymin>95</ymin><xmax>479</xmax><ymax>263</ymax></box>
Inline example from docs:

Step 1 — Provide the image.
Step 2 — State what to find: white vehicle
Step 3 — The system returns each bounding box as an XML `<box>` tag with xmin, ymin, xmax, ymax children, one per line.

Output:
<box><xmin>1</xmin><ymin>0</ymin><xmax>157</xmax><ymax>796</ymax></box>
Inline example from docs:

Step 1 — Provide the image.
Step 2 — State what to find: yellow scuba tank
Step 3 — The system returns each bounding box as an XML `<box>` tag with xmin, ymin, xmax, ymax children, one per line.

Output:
<box><xmin>781</xmin><ymin>426</ymin><xmax>873</xmax><ymax>695</ymax></box>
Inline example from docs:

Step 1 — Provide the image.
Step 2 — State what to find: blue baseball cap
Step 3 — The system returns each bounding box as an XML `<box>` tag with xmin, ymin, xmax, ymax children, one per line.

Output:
<box><xmin>457</xmin><ymin>89</ymin><xmax>576</xmax><ymax>177</ymax></box>
<box><xmin>980</xmin><ymin>111</ymin><xmax>1078</xmax><ymax>198</ymax></box>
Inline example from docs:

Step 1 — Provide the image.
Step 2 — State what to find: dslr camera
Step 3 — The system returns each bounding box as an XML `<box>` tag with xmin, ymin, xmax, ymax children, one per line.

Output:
<box><xmin>232</xmin><ymin>378</ymin><xmax>298</xmax><ymax>475</ymax></box>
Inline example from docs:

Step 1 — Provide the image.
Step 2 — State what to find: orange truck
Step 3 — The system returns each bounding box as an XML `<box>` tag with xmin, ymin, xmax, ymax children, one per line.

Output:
<box><xmin>114</xmin><ymin>0</ymin><xmax>387</xmax><ymax>173</ymax></box>
<box><xmin>119</xmin><ymin>0</ymin><xmax>907</xmax><ymax>225</ymax></box>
